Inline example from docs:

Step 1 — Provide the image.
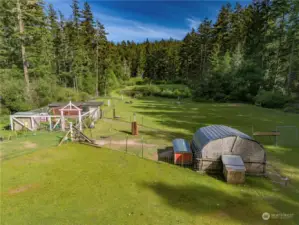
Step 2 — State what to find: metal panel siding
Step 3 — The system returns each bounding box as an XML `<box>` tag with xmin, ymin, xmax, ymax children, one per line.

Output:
<box><xmin>192</xmin><ymin>125</ymin><xmax>253</xmax><ymax>152</ymax></box>
<box><xmin>172</xmin><ymin>139</ymin><xmax>191</xmax><ymax>153</ymax></box>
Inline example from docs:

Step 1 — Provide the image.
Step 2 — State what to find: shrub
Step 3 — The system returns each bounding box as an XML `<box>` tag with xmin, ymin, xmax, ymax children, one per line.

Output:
<box><xmin>255</xmin><ymin>91</ymin><xmax>291</xmax><ymax>108</ymax></box>
<box><xmin>134</xmin><ymin>92</ymin><xmax>143</xmax><ymax>98</ymax></box>
<box><xmin>79</xmin><ymin>92</ymin><xmax>90</xmax><ymax>101</ymax></box>
<box><xmin>125</xmin><ymin>85</ymin><xmax>191</xmax><ymax>99</ymax></box>
<box><xmin>154</xmin><ymin>80</ymin><xmax>168</xmax><ymax>85</ymax></box>
<box><xmin>160</xmin><ymin>89</ymin><xmax>174</xmax><ymax>98</ymax></box>
<box><xmin>284</xmin><ymin>103</ymin><xmax>299</xmax><ymax>114</ymax></box>
<box><xmin>173</xmin><ymin>89</ymin><xmax>181</xmax><ymax>97</ymax></box>
<box><xmin>0</xmin><ymin>105</ymin><xmax>10</xmax><ymax>115</ymax></box>
<box><xmin>55</xmin><ymin>87</ymin><xmax>90</xmax><ymax>102</ymax></box>
<box><xmin>213</xmin><ymin>92</ymin><xmax>227</xmax><ymax>102</ymax></box>
<box><xmin>181</xmin><ymin>87</ymin><xmax>192</xmax><ymax>98</ymax></box>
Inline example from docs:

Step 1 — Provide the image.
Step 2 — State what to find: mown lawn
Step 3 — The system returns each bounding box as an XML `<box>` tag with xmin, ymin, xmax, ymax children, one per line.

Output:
<box><xmin>1</xmin><ymin>144</ymin><xmax>298</xmax><ymax>225</ymax></box>
<box><xmin>1</xmin><ymin>94</ymin><xmax>299</xmax><ymax>224</ymax></box>
<box><xmin>96</xmin><ymin>94</ymin><xmax>299</xmax><ymax>145</ymax></box>
<box><xmin>0</xmin><ymin>132</ymin><xmax>63</xmax><ymax>161</ymax></box>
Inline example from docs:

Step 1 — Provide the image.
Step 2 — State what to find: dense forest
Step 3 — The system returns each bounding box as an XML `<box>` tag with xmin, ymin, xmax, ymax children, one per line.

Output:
<box><xmin>0</xmin><ymin>0</ymin><xmax>298</xmax><ymax>113</ymax></box>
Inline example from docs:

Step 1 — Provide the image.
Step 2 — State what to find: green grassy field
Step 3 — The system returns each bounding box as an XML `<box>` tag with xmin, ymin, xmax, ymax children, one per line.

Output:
<box><xmin>0</xmin><ymin>132</ymin><xmax>64</xmax><ymax>161</ymax></box>
<box><xmin>1</xmin><ymin>144</ymin><xmax>298</xmax><ymax>225</ymax></box>
<box><xmin>1</xmin><ymin>93</ymin><xmax>299</xmax><ymax>224</ymax></box>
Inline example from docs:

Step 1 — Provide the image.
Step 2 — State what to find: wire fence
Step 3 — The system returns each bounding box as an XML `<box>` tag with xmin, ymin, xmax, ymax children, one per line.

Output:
<box><xmin>0</xmin><ymin>129</ymin><xmax>64</xmax><ymax>143</ymax></box>
<box><xmin>92</xmin><ymin>133</ymin><xmax>194</xmax><ymax>169</ymax></box>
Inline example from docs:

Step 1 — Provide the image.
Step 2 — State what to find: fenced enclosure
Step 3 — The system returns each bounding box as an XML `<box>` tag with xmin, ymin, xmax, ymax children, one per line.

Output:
<box><xmin>89</xmin><ymin>118</ymin><xmax>174</xmax><ymax>161</ymax></box>
<box><xmin>0</xmin><ymin>131</ymin><xmax>64</xmax><ymax>161</ymax></box>
<box><xmin>85</xmin><ymin>97</ymin><xmax>299</xmax><ymax>168</ymax></box>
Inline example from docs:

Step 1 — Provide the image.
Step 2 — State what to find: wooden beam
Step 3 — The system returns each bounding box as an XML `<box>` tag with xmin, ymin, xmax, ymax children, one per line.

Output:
<box><xmin>59</xmin><ymin>109</ymin><xmax>82</xmax><ymax>111</ymax></box>
<box><xmin>12</xmin><ymin>118</ymin><xmax>33</xmax><ymax>131</ymax></box>
<box><xmin>61</xmin><ymin>110</ymin><xmax>65</xmax><ymax>131</ymax></box>
<box><xmin>10</xmin><ymin>116</ymin><xmax>14</xmax><ymax>131</ymax></box>
<box><xmin>53</xmin><ymin>118</ymin><xmax>61</xmax><ymax>130</ymax></box>
<box><xmin>58</xmin><ymin>130</ymin><xmax>71</xmax><ymax>146</ymax></box>
<box><xmin>11</xmin><ymin>115</ymin><xmax>60</xmax><ymax>118</ymax></box>
<box><xmin>49</xmin><ymin>117</ymin><xmax>52</xmax><ymax>131</ymax></box>
<box><xmin>253</xmin><ymin>132</ymin><xmax>280</xmax><ymax>136</ymax></box>
<box><xmin>30</xmin><ymin>117</ymin><xmax>34</xmax><ymax>130</ymax></box>
<box><xmin>78</xmin><ymin>110</ymin><xmax>82</xmax><ymax>131</ymax></box>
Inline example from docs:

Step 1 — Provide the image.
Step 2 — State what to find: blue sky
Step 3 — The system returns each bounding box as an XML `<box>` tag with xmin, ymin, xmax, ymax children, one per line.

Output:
<box><xmin>45</xmin><ymin>0</ymin><xmax>250</xmax><ymax>42</ymax></box>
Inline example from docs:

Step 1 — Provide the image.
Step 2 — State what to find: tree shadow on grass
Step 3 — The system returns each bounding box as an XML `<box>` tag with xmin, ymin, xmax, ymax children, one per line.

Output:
<box><xmin>139</xmin><ymin>129</ymin><xmax>190</xmax><ymax>142</ymax></box>
<box><xmin>139</xmin><ymin>181</ymin><xmax>298</xmax><ymax>224</ymax></box>
<box><xmin>119</xmin><ymin>130</ymin><xmax>132</xmax><ymax>135</ymax></box>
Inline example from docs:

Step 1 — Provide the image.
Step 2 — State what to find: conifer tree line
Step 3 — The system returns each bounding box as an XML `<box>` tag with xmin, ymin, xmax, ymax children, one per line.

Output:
<box><xmin>0</xmin><ymin>0</ymin><xmax>298</xmax><ymax>113</ymax></box>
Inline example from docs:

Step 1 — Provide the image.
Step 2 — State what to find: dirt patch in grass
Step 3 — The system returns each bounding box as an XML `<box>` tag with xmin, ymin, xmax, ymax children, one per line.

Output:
<box><xmin>95</xmin><ymin>139</ymin><xmax>156</xmax><ymax>147</ymax></box>
<box><xmin>22</xmin><ymin>141</ymin><xmax>37</xmax><ymax>149</ymax></box>
<box><xmin>227</xmin><ymin>103</ymin><xmax>242</xmax><ymax>107</ymax></box>
<box><xmin>8</xmin><ymin>184</ymin><xmax>39</xmax><ymax>195</ymax></box>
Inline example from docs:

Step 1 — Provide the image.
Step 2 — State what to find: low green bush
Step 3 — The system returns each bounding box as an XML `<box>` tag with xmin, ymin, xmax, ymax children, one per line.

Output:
<box><xmin>124</xmin><ymin>85</ymin><xmax>191</xmax><ymax>99</ymax></box>
<box><xmin>55</xmin><ymin>87</ymin><xmax>90</xmax><ymax>102</ymax></box>
<box><xmin>255</xmin><ymin>91</ymin><xmax>291</xmax><ymax>108</ymax></box>
<box><xmin>134</xmin><ymin>92</ymin><xmax>143</xmax><ymax>98</ymax></box>
<box><xmin>213</xmin><ymin>93</ymin><xmax>227</xmax><ymax>102</ymax></box>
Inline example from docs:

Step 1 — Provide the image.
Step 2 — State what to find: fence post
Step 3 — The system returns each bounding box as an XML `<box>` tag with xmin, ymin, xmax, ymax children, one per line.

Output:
<box><xmin>70</xmin><ymin>122</ymin><xmax>73</xmax><ymax>141</ymax></box>
<box><xmin>126</xmin><ymin>134</ymin><xmax>128</xmax><ymax>153</ymax></box>
<box><xmin>275</xmin><ymin>126</ymin><xmax>278</xmax><ymax>147</ymax></box>
<box><xmin>141</xmin><ymin>136</ymin><xmax>144</xmax><ymax>158</ymax></box>
<box><xmin>110</xmin><ymin>136</ymin><xmax>112</xmax><ymax>148</ymax></box>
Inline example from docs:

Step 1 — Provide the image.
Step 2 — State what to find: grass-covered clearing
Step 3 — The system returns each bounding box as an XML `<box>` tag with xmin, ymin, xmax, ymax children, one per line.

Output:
<box><xmin>0</xmin><ymin>132</ymin><xmax>64</xmax><ymax>161</ymax></box>
<box><xmin>1</xmin><ymin>144</ymin><xmax>298</xmax><ymax>225</ymax></box>
<box><xmin>1</xmin><ymin>94</ymin><xmax>299</xmax><ymax>224</ymax></box>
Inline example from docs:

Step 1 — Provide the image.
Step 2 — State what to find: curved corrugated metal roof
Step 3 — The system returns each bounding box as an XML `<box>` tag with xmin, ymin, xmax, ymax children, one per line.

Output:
<box><xmin>172</xmin><ymin>139</ymin><xmax>191</xmax><ymax>153</ymax></box>
<box><xmin>192</xmin><ymin>125</ymin><xmax>253</xmax><ymax>152</ymax></box>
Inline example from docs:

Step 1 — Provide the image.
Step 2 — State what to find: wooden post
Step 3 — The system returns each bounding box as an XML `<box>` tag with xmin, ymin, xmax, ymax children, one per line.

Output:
<box><xmin>108</xmin><ymin>99</ymin><xmax>110</xmax><ymax>107</ymax></box>
<box><xmin>10</xmin><ymin>116</ymin><xmax>14</xmax><ymax>131</ymax></box>
<box><xmin>126</xmin><ymin>135</ymin><xmax>128</xmax><ymax>152</ymax></box>
<box><xmin>70</xmin><ymin>122</ymin><xmax>73</xmax><ymax>141</ymax></box>
<box><xmin>96</xmin><ymin>108</ymin><xmax>100</xmax><ymax>120</ymax></box>
<box><xmin>141</xmin><ymin>136</ymin><xmax>144</xmax><ymax>158</ymax></box>
<box><xmin>113</xmin><ymin>108</ymin><xmax>116</xmax><ymax>119</ymax></box>
<box><xmin>78</xmin><ymin>110</ymin><xmax>82</xmax><ymax>131</ymax></box>
<box><xmin>275</xmin><ymin>127</ymin><xmax>278</xmax><ymax>147</ymax></box>
<box><xmin>60</xmin><ymin>110</ymin><xmax>65</xmax><ymax>131</ymax></box>
<box><xmin>30</xmin><ymin>117</ymin><xmax>34</xmax><ymax>130</ymax></box>
<box><xmin>131</xmin><ymin>122</ymin><xmax>138</xmax><ymax>136</ymax></box>
<box><xmin>49</xmin><ymin>117</ymin><xmax>52</xmax><ymax>131</ymax></box>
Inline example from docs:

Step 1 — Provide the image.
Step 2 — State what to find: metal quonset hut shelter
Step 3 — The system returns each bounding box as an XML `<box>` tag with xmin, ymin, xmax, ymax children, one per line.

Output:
<box><xmin>172</xmin><ymin>139</ymin><xmax>193</xmax><ymax>165</ymax></box>
<box><xmin>191</xmin><ymin>125</ymin><xmax>266</xmax><ymax>175</ymax></box>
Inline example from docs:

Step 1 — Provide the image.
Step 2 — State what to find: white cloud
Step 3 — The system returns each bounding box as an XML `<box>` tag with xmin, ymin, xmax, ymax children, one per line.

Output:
<box><xmin>186</xmin><ymin>17</ymin><xmax>201</xmax><ymax>30</ymax></box>
<box><xmin>95</xmin><ymin>13</ymin><xmax>187</xmax><ymax>42</ymax></box>
<box><xmin>46</xmin><ymin>0</ymin><xmax>188</xmax><ymax>42</ymax></box>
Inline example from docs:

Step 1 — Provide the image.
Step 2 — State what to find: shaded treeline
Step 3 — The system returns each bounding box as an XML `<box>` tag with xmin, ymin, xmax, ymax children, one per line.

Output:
<box><xmin>0</xmin><ymin>0</ymin><xmax>298</xmax><ymax>113</ymax></box>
